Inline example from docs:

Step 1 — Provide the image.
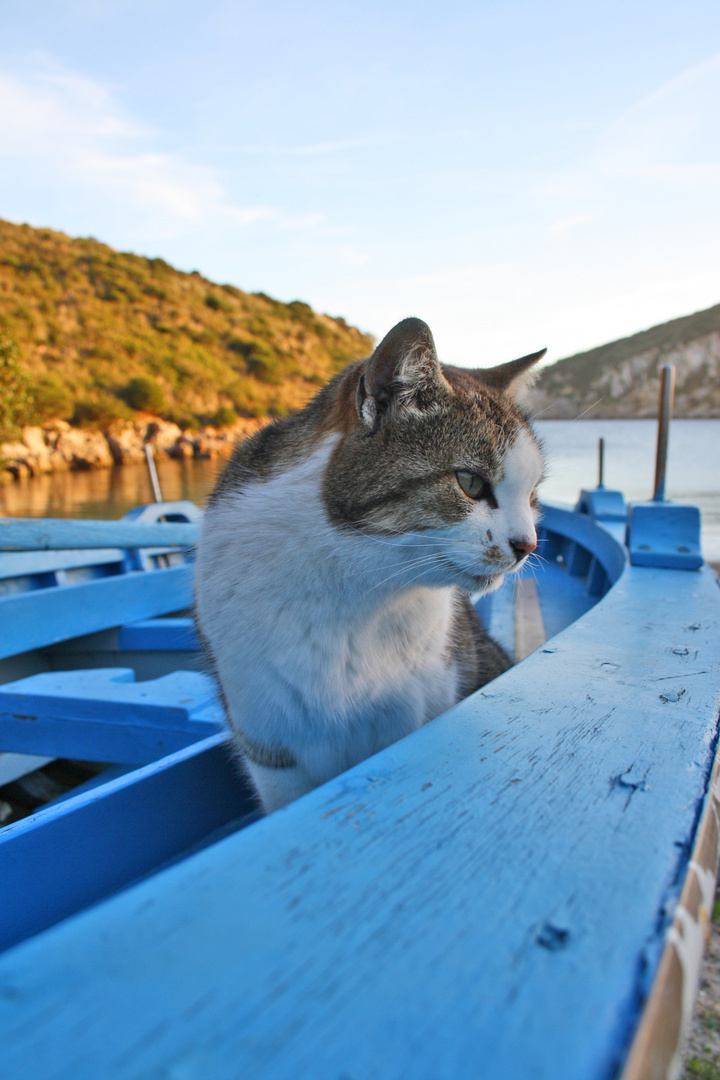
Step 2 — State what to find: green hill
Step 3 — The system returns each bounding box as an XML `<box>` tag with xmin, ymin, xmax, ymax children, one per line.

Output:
<box><xmin>528</xmin><ymin>303</ymin><xmax>720</xmax><ymax>418</ymax></box>
<box><xmin>0</xmin><ymin>218</ymin><xmax>374</xmax><ymax>434</ymax></box>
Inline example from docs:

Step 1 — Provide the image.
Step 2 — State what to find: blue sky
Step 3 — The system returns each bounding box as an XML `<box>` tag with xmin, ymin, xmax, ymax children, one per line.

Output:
<box><xmin>1</xmin><ymin>0</ymin><xmax>719</xmax><ymax>367</ymax></box>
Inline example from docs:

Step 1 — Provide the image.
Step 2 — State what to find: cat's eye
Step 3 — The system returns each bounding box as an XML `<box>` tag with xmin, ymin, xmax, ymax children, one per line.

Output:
<box><xmin>456</xmin><ymin>471</ymin><xmax>492</xmax><ymax>501</ymax></box>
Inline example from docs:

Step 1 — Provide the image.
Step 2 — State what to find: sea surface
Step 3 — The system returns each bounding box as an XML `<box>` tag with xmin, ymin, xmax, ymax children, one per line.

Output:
<box><xmin>536</xmin><ymin>419</ymin><xmax>720</xmax><ymax>561</ymax></box>
<box><xmin>2</xmin><ymin>418</ymin><xmax>719</xmax><ymax>561</ymax></box>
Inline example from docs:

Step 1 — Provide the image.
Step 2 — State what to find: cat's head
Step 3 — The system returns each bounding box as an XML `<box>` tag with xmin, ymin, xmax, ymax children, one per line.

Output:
<box><xmin>323</xmin><ymin>317</ymin><xmax>545</xmax><ymax>592</ymax></box>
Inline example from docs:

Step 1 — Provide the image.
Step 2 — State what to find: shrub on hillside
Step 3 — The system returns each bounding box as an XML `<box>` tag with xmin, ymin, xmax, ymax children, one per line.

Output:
<box><xmin>227</xmin><ymin>377</ymin><xmax>266</xmax><ymax>418</ymax></box>
<box><xmin>204</xmin><ymin>292</ymin><xmax>232</xmax><ymax>313</ymax></box>
<box><xmin>34</xmin><ymin>374</ymin><xmax>74</xmax><ymax>422</ymax></box>
<box><xmin>166</xmin><ymin>409</ymin><xmax>198</xmax><ymax>431</ymax></box>
<box><xmin>124</xmin><ymin>376</ymin><xmax>166</xmax><ymax>414</ymax></box>
<box><xmin>226</xmin><ymin>335</ymin><xmax>250</xmax><ymax>355</ymax></box>
<box><xmin>211</xmin><ymin>406</ymin><xmax>239</xmax><ymax>428</ymax></box>
<box><xmin>288</xmin><ymin>300</ymin><xmax>313</xmax><ymax>322</ymax></box>
<box><xmin>224</xmin><ymin>337</ymin><xmax>283</xmax><ymax>383</ymax></box>
<box><xmin>267</xmin><ymin>399</ymin><xmax>291</xmax><ymax>418</ymax></box>
<box><xmin>246</xmin><ymin>342</ymin><xmax>283</xmax><ymax>383</ymax></box>
<box><xmin>221</xmin><ymin>283</ymin><xmax>242</xmax><ymax>299</ymax></box>
<box><xmin>73</xmin><ymin>393</ymin><xmax>131</xmax><ymax>429</ymax></box>
<box><xmin>0</xmin><ymin>334</ymin><xmax>35</xmax><ymax>439</ymax></box>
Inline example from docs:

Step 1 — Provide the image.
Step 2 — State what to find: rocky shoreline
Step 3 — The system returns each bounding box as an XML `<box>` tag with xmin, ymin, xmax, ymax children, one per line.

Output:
<box><xmin>0</xmin><ymin>416</ymin><xmax>265</xmax><ymax>484</ymax></box>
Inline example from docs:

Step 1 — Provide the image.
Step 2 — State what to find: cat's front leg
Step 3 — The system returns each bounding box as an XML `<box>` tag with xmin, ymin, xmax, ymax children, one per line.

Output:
<box><xmin>242</xmin><ymin>756</ymin><xmax>318</xmax><ymax>814</ymax></box>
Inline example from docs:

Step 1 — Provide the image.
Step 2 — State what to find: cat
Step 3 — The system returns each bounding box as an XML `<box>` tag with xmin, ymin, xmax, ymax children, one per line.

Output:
<box><xmin>194</xmin><ymin>317</ymin><xmax>545</xmax><ymax>813</ymax></box>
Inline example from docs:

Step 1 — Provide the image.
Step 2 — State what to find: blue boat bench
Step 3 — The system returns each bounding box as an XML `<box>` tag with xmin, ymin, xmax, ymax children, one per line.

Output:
<box><xmin>0</xmin><ymin>500</ymin><xmax>719</xmax><ymax>1080</ymax></box>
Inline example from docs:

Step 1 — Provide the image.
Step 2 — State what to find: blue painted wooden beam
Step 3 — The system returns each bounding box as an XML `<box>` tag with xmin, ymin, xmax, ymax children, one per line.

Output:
<box><xmin>539</xmin><ymin>502</ymin><xmax>626</xmax><ymax>584</ymax></box>
<box><xmin>0</xmin><ymin>518</ymin><xmax>199</xmax><ymax>551</ymax></box>
<box><xmin>627</xmin><ymin>501</ymin><xmax>703</xmax><ymax>569</ymax></box>
<box><xmin>0</xmin><ymin>547</ymin><xmax>129</xmax><ymax>584</ymax></box>
<box><xmin>0</xmin><ymin>562</ymin><xmax>717</xmax><ymax>1080</ymax></box>
<box><xmin>523</xmin><ymin>558</ymin><xmax>596</xmax><ymax>640</ymax></box>
<box><xmin>0</xmin><ymin>563</ymin><xmax>193</xmax><ymax>659</ymax></box>
<box><xmin>477</xmin><ymin>503</ymin><xmax>625</xmax><ymax>658</ymax></box>
<box><xmin>0</xmin><ymin>668</ymin><xmax>222</xmax><ymax>763</ymax></box>
<box><xmin>118</xmin><ymin>617</ymin><xmax>200</xmax><ymax>652</ymax></box>
<box><xmin>576</xmin><ymin>487</ymin><xmax>627</xmax><ymax>523</ymax></box>
<box><xmin>0</xmin><ymin>734</ymin><xmax>254</xmax><ymax>952</ymax></box>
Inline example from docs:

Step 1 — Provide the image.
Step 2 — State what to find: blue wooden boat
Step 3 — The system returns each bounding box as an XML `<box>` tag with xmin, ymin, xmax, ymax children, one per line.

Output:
<box><xmin>0</xmin><ymin>398</ymin><xmax>718</xmax><ymax>1079</ymax></box>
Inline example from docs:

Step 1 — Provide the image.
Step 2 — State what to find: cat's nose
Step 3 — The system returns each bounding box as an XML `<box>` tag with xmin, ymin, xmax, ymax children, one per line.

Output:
<box><xmin>510</xmin><ymin>537</ymin><xmax>537</xmax><ymax>562</ymax></box>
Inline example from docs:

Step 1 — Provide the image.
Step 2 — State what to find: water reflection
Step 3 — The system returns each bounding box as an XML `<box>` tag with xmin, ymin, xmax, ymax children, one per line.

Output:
<box><xmin>0</xmin><ymin>457</ymin><xmax>225</xmax><ymax>520</ymax></box>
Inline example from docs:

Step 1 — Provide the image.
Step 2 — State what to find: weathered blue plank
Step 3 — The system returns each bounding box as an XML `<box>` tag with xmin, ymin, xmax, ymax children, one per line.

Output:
<box><xmin>0</xmin><ymin>563</ymin><xmax>193</xmax><ymax>660</ymax></box>
<box><xmin>0</xmin><ymin>547</ymin><xmax>128</xmax><ymax>584</ymax></box>
<box><xmin>118</xmin><ymin>617</ymin><xmax>200</xmax><ymax>652</ymax></box>
<box><xmin>0</xmin><ymin>668</ymin><xmax>221</xmax><ymax>763</ymax></box>
<box><xmin>0</xmin><ymin>518</ymin><xmax>199</xmax><ymax>551</ymax></box>
<box><xmin>0</xmin><ymin>562</ymin><xmax>717</xmax><ymax>1080</ymax></box>
<box><xmin>0</xmin><ymin>734</ymin><xmax>254</xmax><ymax>951</ymax></box>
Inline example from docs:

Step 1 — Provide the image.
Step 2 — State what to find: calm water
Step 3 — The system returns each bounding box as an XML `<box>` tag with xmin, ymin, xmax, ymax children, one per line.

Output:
<box><xmin>2</xmin><ymin>419</ymin><xmax>719</xmax><ymax>560</ymax></box>
<box><xmin>536</xmin><ymin>419</ymin><xmax>720</xmax><ymax>561</ymax></box>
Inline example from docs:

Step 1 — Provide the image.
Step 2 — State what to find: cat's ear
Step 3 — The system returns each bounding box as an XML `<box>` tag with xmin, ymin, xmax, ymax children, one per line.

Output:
<box><xmin>473</xmin><ymin>348</ymin><xmax>546</xmax><ymax>401</ymax></box>
<box><xmin>356</xmin><ymin>317</ymin><xmax>449</xmax><ymax>428</ymax></box>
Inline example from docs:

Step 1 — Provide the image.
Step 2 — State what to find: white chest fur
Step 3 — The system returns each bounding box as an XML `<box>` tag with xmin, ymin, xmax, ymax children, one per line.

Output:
<box><xmin>194</xmin><ymin>438</ymin><xmax>461</xmax><ymax>808</ymax></box>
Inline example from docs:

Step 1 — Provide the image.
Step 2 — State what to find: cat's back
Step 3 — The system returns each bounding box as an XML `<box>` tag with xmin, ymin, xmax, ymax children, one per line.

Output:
<box><xmin>207</xmin><ymin>361</ymin><xmax>364</xmax><ymax>506</ymax></box>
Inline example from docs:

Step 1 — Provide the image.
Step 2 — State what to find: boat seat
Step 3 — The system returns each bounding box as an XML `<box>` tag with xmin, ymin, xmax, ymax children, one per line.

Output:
<box><xmin>0</xmin><ymin>667</ymin><xmax>221</xmax><ymax>764</ymax></box>
<box><xmin>0</xmin><ymin>666</ymin><xmax>256</xmax><ymax>952</ymax></box>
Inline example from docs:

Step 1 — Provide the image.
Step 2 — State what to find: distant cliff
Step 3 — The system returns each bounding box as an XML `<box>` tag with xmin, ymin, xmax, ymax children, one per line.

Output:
<box><xmin>527</xmin><ymin>303</ymin><xmax>720</xmax><ymax>419</ymax></box>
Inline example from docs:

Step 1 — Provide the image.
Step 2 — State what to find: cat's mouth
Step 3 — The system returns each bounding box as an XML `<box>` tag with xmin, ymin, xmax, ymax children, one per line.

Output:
<box><xmin>436</xmin><ymin>555</ymin><xmax>507</xmax><ymax>589</ymax></box>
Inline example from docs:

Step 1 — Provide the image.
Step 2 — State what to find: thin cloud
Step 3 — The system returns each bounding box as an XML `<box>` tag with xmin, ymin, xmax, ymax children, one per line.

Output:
<box><xmin>0</xmin><ymin>67</ymin><xmax>320</xmax><ymax>232</ymax></box>
<box><xmin>0</xmin><ymin>71</ymin><xmax>148</xmax><ymax>145</ymax></box>
<box><xmin>593</xmin><ymin>49</ymin><xmax>720</xmax><ymax>176</ymax></box>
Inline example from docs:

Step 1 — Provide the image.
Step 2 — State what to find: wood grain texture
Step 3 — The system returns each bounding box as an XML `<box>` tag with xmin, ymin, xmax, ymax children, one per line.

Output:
<box><xmin>0</xmin><ymin>561</ymin><xmax>718</xmax><ymax>1080</ymax></box>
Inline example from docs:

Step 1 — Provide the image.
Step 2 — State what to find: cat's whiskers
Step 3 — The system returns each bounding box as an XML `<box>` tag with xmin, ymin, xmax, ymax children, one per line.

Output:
<box><xmin>386</xmin><ymin>556</ymin><xmax>450</xmax><ymax>594</ymax></box>
<box><xmin>527</xmin><ymin>403</ymin><xmax>558</xmax><ymax>422</ymax></box>
<box><xmin>368</xmin><ymin>552</ymin><xmax>445</xmax><ymax>593</ymax></box>
<box><xmin>571</xmin><ymin>398</ymin><xmax>605</xmax><ymax>423</ymax></box>
<box><xmin>522</xmin><ymin>552</ymin><xmax>543</xmax><ymax>588</ymax></box>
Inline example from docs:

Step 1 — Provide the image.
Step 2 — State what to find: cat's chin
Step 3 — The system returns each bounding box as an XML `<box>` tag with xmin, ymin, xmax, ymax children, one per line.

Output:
<box><xmin>469</xmin><ymin>571</ymin><xmax>506</xmax><ymax>595</ymax></box>
<box><xmin>435</xmin><ymin>555</ymin><xmax>506</xmax><ymax>593</ymax></box>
